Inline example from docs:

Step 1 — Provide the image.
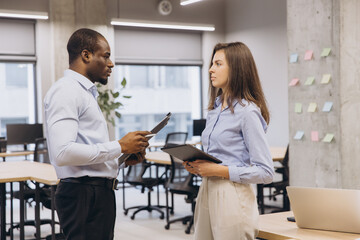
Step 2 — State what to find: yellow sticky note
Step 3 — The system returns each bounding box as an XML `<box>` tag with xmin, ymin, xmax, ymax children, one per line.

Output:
<box><xmin>307</xmin><ymin>103</ymin><xmax>317</xmax><ymax>112</ymax></box>
<box><xmin>304</xmin><ymin>77</ymin><xmax>315</xmax><ymax>85</ymax></box>
<box><xmin>321</xmin><ymin>74</ymin><xmax>331</xmax><ymax>84</ymax></box>
<box><xmin>295</xmin><ymin>103</ymin><xmax>302</xmax><ymax>113</ymax></box>
<box><xmin>321</xmin><ymin>48</ymin><xmax>331</xmax><ymax>57</ymax></box>
<box><xmin>322</xmin><ymin>133</ymin><xmax>334</xmax><ymax>143</ymax></box>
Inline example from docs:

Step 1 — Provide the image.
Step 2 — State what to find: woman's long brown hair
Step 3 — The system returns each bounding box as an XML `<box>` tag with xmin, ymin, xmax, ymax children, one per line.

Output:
<box><xmin>208</xmin><ymin>42</ymin><xmax>270</xmax><ymax>124</ymax></box>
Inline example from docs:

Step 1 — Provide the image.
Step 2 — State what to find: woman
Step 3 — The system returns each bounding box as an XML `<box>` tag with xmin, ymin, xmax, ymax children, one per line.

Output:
<box><xmin>183</xmin><ymin>42</ymin><xmax>274</xmax><ymax>240</ymax></box>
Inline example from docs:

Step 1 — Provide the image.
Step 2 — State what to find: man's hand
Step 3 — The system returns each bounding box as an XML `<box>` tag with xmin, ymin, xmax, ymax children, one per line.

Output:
<box><xmin>125</xmin><ymin>151</ymin><xmax>146</xmax><ymax>167</ymax></box>
<box><xmin>118</xmin><ymin>131</ymin><xmax>150</xmax><ymax>154</ymax></box>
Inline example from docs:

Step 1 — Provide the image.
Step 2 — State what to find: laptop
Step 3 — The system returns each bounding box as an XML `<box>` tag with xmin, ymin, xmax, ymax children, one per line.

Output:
<box><xmin>287</xmin><ymin>186</ymin><xmax>360</xmax><ymax>234</ymax></box>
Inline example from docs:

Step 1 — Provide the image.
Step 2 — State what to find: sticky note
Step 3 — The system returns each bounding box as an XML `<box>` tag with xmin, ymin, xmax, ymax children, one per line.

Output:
<box><xmin>321</xmin><ymin>74</ymin><xmax>331</xmax><ymax>84</ymax></box>
<box><xmin>294</xmin><ymin>131</ymin><xmax>304</xmax><ymax>140</ymax></box>
<box><xmin>290</xmin><ymin>53</ymin><xmax>298</xmax><ymax>63</ymax></box>
<box><xmin>322</xmin><ymin>133</ymin><xmax>334</xmax><ymax>143</ymax></box>
<box><xmin>307</xmin><ymin>103</ymin><xmax>317</xmax><ymax>112</ymax></box>
<box><xmin>289</xmin><ymin>78</ymin><xmax>299</xmax><ymax>86</ymax></box>
<box><xmin>304</xmin><ymin>50</ymin><xmax>313</xmax><ymax>60</ymax></box>
<box><xmin>295</xmin><ymin>103</ymin><xmax>302</xmax><ymax>113</ymax></box>
<box><xmin>321</xmin><ymin>48</ymin><xmax>331</xmax><ymax>57</ymax></box>
<box><xmin>322</xmin><ymin>102</ymin><xmax>333</xmax><ymax>112</ymax></box>
<box><xmin>311</xmin><ymin>131</ymin><xmax>319</xmax><ymax>142</ymax></box>
<box><xmin>304</xmin><ymin>76</ymin><xmax>315</xmax><ymax>85</ymax></box>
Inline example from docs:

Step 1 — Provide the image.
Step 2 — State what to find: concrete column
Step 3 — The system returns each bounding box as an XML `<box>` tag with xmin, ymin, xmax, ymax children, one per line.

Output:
<box><xmin>339</xmin><ymin>0</ymin><xmax>360</xmax><ymax>189</ymax></box>
<box><xmin>48</xmin><ymin>0</ymin><xmax>117</xmax><ymax>139</ymax></box>
<box><xmin>288</xmin><ymin>0</ymin><xmax>360</xmax><ymax>189</ymax></box>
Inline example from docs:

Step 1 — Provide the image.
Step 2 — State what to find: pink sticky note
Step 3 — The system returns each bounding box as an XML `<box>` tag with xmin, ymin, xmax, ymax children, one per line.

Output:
<box><xmin>311</xmin><ymin>131</ymin><xmax>319</xmax><ymax>142</ymax></box>
<box><xmin>304</xmin><ymin>50</ymin><xmax>313</xmax><ymax>60</ymax></box>
<box><xmin>289</xmin><ymin>78</ymin><xmax>299</xmax><ymax>86</ymax></box>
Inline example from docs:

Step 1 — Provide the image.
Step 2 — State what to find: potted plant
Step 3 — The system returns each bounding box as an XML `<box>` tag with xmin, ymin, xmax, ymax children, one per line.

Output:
<box><xmin>96</xmin><ymin>77</ymin><xmax>131</xmax><ymax>126</ymax></box>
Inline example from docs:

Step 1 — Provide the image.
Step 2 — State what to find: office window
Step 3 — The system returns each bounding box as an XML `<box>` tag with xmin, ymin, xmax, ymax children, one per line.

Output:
<box><xmin>0</xmin><ymin>62</ymin><xmax>36</xmax><ymax>137</ymax></box>
<box><xmin>114</xmin><ymin>65</ymin><xmax>201</xmax><ymax>142</ymax></box>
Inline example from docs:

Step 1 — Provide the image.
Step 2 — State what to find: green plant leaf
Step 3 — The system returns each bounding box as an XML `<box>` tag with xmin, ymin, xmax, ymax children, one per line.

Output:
<box><xmin>123</xmin><ymin>95</ymin><xmax>131</xmax><ymax>99</ymax></box>
<box><xmin>121</xmin><ymin>77</ymin><xmax>127</xmax><ymax>87</ymax></box>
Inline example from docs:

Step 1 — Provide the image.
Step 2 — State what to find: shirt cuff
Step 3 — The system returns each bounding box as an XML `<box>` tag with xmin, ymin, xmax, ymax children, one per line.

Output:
<box><xmin>228</xmin><ymin>166</ymin><xmax>241</xmax><ymax>183</ymax></box>
<box><xmin>103</xmin><ymin>141</ymin><xmax>123</xmax><ymax>160</ymax></box>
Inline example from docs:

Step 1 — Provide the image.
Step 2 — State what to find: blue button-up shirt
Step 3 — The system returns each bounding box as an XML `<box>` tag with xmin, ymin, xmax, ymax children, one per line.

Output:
<box><xmin>44</xmin><ymin>69</ymin><xmax>122</xmax><ymax>179</ymax></box>
<box><xmin>202</xmin><ymin>97</ymin><xmax>274</xmax><ymax>184</ymax></box>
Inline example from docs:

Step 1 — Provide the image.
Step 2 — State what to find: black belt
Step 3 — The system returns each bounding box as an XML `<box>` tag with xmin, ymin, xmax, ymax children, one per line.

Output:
<box><xmin>60</xmin><ymin>176</ymin><xmax>119</xmax><ymax>190</ymax></box>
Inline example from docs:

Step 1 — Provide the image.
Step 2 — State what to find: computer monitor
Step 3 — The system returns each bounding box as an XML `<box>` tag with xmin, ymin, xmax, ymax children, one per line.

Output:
<box><xmin>6</xmin><ymin>123</ymin><xmax>43</xmax><ymax>146</ymax></box>
<box><xmin>193</xmin><ymin>119</ymin><xmax>206</xmax><ymax>136</ymax></box>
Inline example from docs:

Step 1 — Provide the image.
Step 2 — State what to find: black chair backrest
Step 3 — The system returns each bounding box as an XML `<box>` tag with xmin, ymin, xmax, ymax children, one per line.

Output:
<box><xmin>0</xmin><ymin>138</ymin><xmax>6</xmax><ymax>153</ymax></box>
<box><xmin>6</xmin><ymin>123</ymin><xmax>43</xmax><ymax>146</ymax></box>
<box><xmin>164</xmin><ymin>132</ymin><xmax>188</xmax><ymax>148</ymax></box>
<box><xmin>193</xmin><ymin>119</ymin><xmax>206</xmax><ymax>136</ymax></box>
<box><xmin>34</xmin><ymin>138</ymin><xmax>50</xmax><ymax>164</ymax></box>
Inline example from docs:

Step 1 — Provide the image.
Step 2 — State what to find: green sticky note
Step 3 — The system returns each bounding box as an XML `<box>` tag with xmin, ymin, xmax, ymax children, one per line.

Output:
<box><xmin>321</xmin><ymin>74</ymin><xmax>331</xmax><ymax>84</ymax></box>
<box><xmin>295</xmin><ymin>103</ymin><xmax>302</xmax><ymax>113</ymax></box>
<box><xmin>322</xmin><ymin>133</ymin><xmax>334</xmax><ymax>143</ymax></box>
<box><xmin>307</xmin><ymin>103</ymin><xmax>317</xmax><ymax>112</ymax></box>
<box><xmin>321</xmin><ymin>48</ymin><xmax>331</xmax><ymax>57</ymax></box>
<box><xmin>305</xmin><ymin>76</ymin><xmax>315</xmax><ymax>85</ymax></box>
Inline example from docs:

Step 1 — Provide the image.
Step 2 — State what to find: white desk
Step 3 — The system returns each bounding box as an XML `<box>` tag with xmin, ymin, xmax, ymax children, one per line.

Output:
<box><xmin>259</xmin><ymin>211</ymin><xmax>360</xmax><ymax>240</ymax></box>
<box><xmin>0</xmin><ymin>161</ymin><xmax>58</xmax><ymax>240</ymax></box>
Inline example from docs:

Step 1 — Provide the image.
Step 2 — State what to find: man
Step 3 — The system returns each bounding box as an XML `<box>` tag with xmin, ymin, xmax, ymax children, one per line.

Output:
<box><xmin>44</xmin><ymin>28</ymin><xmax>150</xmax><ymax>240</ymax></box>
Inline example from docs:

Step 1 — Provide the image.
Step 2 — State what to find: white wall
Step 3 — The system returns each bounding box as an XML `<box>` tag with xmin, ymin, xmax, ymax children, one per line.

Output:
<box><xmin>225</xmin><ymin>0</ymin><xmax>288</xmax><ymax>147</ymax></box>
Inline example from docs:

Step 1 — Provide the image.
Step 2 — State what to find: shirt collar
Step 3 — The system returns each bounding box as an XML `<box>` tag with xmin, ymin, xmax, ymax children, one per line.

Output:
<box><xmin>64</xmin><ymin>69</ymin><xmax>98</xmax><ymax>98</ymax></box>
<box><xmin>214</xmin><ymin>95</ymin><xmax>240</xmax><ymax>109</ymax></box>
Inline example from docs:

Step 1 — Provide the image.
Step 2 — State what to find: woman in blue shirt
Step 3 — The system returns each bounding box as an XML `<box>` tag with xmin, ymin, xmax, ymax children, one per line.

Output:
<box><xmin>183</xmin><ymin>42</ymin><xmax>274</xmax><ymax>240</ymax></box>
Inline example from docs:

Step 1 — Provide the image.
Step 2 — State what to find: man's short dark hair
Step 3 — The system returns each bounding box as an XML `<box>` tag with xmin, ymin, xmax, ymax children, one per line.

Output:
<box><xmin>67</xmin><ymin>28</ymin><xmax>105</xmax><ymax>65</ymax></box>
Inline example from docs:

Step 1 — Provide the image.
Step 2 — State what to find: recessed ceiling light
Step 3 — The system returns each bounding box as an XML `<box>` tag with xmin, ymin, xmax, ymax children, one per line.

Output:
<box><xmin>0</xmin><ymin>9</ymin><xmax>48</xmax><ymax>20</ymax></box>
<box><xmin>111</xmin><ymin>18</ymin><xmax>215</xmax><ymax>32</ymax></box>
<box><xmin>180</xmin><ymin>0</ymin><xmax>203</xmax><ymax>6</ymax></box>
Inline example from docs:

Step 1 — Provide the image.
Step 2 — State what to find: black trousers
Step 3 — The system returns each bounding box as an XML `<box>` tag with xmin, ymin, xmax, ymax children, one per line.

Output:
<box><xmin>55</xmin><ymin>181</ymin><xmax>116</xmax><ymax>240</ymax></box>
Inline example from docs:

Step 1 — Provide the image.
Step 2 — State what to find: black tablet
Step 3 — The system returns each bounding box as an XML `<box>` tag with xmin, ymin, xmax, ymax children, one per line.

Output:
<box><xmin>118</xmin><ymin>112</ymin><xmax>172</xmax><ymax>165</ymax></box>
<box><xmin>161</xmin><ymin>144</ymin><xmax>222</xmax><ymax>164</ymax></box>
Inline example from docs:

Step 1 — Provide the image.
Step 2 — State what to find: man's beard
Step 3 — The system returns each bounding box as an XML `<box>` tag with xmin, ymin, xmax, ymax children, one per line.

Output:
<box><xmin>98</xmin><ymin>78</ymin><xmax>108</xmax><ymax>85</ymax></box>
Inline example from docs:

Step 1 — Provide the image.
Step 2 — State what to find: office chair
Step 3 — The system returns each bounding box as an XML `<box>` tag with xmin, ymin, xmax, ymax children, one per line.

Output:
<box><xmin>257</xmin><ymin>146</ymin><xmax>289</xmax><ymax>214</ymax></box>
<box><xmin>123</xmin><ymin>132</ymin><xmax>188</xmax><ymax>220</ymax></box>
<box><xmin>164</xmin><ymin>155</ymin><xmax>199</xmax><ymax>234</ymax></box>
<box><xmin>8</xmin><ymin>138</ymin><xmax>64</xmax><ymax>239</ymax></box>
<box><xmin>123</xmin><ymin>159</ymin><xmax>166</xmax><ymax>220</ymax></box>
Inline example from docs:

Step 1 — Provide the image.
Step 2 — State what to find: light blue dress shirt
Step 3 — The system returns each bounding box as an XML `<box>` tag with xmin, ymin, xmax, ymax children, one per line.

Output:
<box><xmin>202</xmin><ymin>97</ymin><xmax>274</xmax><ymax>184</ymax></box>
<box><xmin>44</xmin><ymin>69</ymin><xmax>122</xmax><ymax>179</ymax></box>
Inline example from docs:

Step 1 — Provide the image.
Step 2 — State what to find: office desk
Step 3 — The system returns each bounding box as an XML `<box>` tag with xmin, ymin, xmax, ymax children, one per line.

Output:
<box><xmin>0</xmin><ymin>151</ymin><xmax>34</xmax><ymax>162</ymax></box>
<box><xmin>145</xmin><ymin>147</ymin><xmax>287</xmax><ymax>165</ymax></box>
<box><xmin>0</xmin><ymin>161</ymin><xmax>58</xmax><ymax>240</ymax></box>
<box><xmin>258</xmin><ymin>211</ymin><xmax>360</xmax><ymax>240</ymax></box>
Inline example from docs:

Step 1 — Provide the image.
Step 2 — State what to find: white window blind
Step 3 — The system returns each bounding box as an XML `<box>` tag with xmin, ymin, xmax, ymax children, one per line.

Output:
<box><xmin>0</xmin><ymin>19</ymin><xmax>35</xmax><ymax>56</ymax></box>
<box><xmin>114</xmin><ymin>28</ymin><xmax>202</xmax><ymax>65</ymax></box>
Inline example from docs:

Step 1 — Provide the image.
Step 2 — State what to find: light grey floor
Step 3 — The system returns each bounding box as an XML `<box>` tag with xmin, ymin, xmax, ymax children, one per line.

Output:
<box><xmin>4</xmin><ymin>183</ymin><xmax>283</xmax><ymax>240</ymax></box>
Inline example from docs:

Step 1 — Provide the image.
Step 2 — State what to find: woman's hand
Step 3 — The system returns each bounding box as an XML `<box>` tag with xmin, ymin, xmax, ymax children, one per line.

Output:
<box><xmin>183</xmin><ymin>160</ymin><xmax>229</xmax><ymax>179</ymax></box>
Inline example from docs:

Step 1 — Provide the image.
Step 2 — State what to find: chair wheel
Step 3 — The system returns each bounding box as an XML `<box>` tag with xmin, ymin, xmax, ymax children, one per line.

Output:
<box><xmin>185</xmin><ymin>229</ymin><xmax>191</xmax><ymax>234</ymax></box>
<box><xmin>182</xmin><ymin>219</ymin><xmax>187</xmax><ymax>225</ymax></box>
<box><xmin>130</xmin><ymin>216</ymin><xmax>135</xmax><ymax>220</ymax></box>
<box><xmin>170</xmin><ymin>210</ymin><xmax>174</xmax><ymax>214</ymax></box>
<box><xmin>160</xmin><ymin>215</ymin><xmax>164</xmax><ymax>220</ymax></box>
<box><xmin>165</xmin><ymin>224</ymin><xmax>170</xmax><ymax>230</ymax></box>
<box><xmin>124</xmin><ymin>210</ymin><xmax>128</xmax><ymax>216</ymax></box>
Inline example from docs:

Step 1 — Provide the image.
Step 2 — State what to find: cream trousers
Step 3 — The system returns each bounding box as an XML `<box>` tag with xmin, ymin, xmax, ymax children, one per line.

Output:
<box><xmin>194</xmin><ymin>177</ymin><xmax>259</xmax><ymax>240</ymax></box>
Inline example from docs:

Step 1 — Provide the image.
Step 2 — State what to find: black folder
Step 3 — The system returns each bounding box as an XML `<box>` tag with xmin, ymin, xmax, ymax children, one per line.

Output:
<box><xmin>161</xmin><ymin>144</ymin><xmax>222</xmax><ymax>164</ymax></box>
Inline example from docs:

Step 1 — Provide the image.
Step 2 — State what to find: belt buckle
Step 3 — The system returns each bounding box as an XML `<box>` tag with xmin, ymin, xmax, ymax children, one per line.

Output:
<box><xmin>112</xmin><ymin>178</ymin><xmax>119</xmax><ymax>190</ymax></box>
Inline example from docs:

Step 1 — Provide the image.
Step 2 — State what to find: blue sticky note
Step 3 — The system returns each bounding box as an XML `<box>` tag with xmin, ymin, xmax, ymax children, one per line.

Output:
<box><xmin>322</xmin><ymin>102</ymin><xmax>333</xmax><ymax>112</ymax></box>
<box><xmin>290</xmin><ymin>53</ymin><xmax>298</xmax><ymax>63</ymax></box>
<box><xmin>294</xmin><ymin>131</ymin><xmax>304</xmax><ymax>140</ymax></box>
